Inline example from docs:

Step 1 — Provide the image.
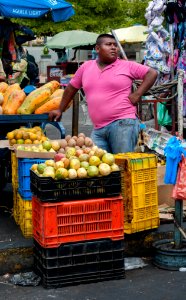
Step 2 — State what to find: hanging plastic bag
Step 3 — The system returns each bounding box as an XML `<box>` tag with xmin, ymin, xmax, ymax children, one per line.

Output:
<box><xmin>157</xmin><ymin>102</ymin><xmax>172</xmax><ymax>126</ymax></box>
<box><xmin>172</xmin><ymin>157</ymin><xmax>186</xmax><ymax>200</ymax></box>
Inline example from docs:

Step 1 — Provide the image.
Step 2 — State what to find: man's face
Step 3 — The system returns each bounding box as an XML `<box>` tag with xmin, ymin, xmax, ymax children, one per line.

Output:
<box><xmin>95</xmin><ymin>37</ymin><xmax>119</xmax><ymax>63</ymax></box>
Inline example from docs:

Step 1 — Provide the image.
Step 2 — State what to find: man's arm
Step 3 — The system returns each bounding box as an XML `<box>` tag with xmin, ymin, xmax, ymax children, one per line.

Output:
<box><xmin>49</xmin><ymin>83</ymin><xmax>78</xmax><ymax>121</ymax></box>
<box><xmin>129</xmin><ymin>68</ymin><xmax>158</xmax><ymax>105</ymax></box>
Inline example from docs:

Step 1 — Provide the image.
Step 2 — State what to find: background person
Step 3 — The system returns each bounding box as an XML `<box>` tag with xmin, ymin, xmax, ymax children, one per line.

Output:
<box><xmin>49</xmin><ymin>34</ymin><xmax>157</xmax><ymax>154</ymax></box>
<box><xmin>8</xmin><ymin>46</ymin><xmax>29</xmax><ymax>88</ymax></box>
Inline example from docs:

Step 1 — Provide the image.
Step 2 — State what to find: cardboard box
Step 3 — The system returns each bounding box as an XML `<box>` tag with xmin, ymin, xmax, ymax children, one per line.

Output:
<box><xmin>0</xmin><ymin>140</ymin><xmax>10</xmax><ymax>148</ymax></box>
<box><xmin>157</xmin><ymin>165</ymin><xmax>166</xmax><ymax>186</ymax></box>
<box><xmin>157</xmin><ymin>165</ymin><xmax>175</xmax><ymax>206</ymax></box>
<box><xmin>158</xmin><ymin>184</ymin><xmax>175</xmax><ymax>207</ymax></box>
<box><xmin>13</xmin><ymin>144</ymin><xmax>56</xmax><ymax>159</ymax></box>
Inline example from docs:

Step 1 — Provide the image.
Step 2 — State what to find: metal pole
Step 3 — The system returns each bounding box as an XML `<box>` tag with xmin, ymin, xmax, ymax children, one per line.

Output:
<box><xmin>111</xmin><ymin>29</ymin><xmax>128</xmax><ymax>60</ymax></box>
<box><xmin>174</xmin><ymin>200</ymin><xmax>183</xmax><ymax>249</ymax></box>
<box><xmin>177</xmin><ymin>69</ymin><xmax>184</xmax><ymax>137</ymax></box>
<box><xmin>72</xmin><ymin>94</ymin><xmax>79</xmax><ymax>136</ymax></box>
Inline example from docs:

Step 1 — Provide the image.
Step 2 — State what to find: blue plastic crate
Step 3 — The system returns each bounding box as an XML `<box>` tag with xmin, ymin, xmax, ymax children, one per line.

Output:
<box><xmin>18</xmin><ymin>158</ymin><xmax>46</xmax><ymax>200</ymax></box>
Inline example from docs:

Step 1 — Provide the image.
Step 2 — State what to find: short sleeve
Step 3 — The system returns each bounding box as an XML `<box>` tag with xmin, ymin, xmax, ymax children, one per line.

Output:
<box><xmin>70</xmin><ymin>62</ymin><xmax>87</xmax><ymax>89</ymax></box>
<box><xmin>129</xmin><ymin>61</ymin><xmax>150</xmax><ymax>80</ymax></box>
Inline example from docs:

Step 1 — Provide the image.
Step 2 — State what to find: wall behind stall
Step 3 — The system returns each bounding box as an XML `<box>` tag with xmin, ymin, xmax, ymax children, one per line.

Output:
<box><xmin>25</xmin><ymin>46</ymin><xmax>90</xmax><ymax>77</ymax></box>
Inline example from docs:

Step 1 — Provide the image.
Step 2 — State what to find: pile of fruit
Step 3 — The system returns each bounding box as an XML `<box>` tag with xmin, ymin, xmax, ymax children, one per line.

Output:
<box><xmin>6</xmin><ymin>126</ymin><xmax>48</xmax><ymax>146</ymax></box>
<box><xmin>0</xmin><ymin>80</ymin><xmax>71</xmax><ymax>115</ymax></box>
<box><xmin>31</xmin><ymin>145</ymin><xmax>120</xmax><ymax>180</ymax></box>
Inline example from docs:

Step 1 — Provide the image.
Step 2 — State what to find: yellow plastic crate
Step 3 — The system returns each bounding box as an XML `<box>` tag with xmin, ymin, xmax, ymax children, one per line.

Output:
<box><xmin>115</xmin><ymin>153</ymin><xmax>159</xmax><ymax>234</ymax></box>
<box><xmin>13</xmin><ymin>188</ymin><xmax>20</xmax><ymax>225</ymax></box>
<box><xmin>17</xmin><ymin>193</ymin><xmax>33</xmax><ymax>238</ymax></box>
<box><xmin>11</xmin><ymin>152</ymin><xmax>18</xmax><ymax>189</ymax></box>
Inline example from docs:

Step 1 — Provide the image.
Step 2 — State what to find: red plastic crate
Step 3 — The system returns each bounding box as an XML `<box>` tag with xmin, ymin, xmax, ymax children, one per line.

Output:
<box><xmin>32</xmin><ymin>195</ymin><xmax>124</xmax><ymax>248</ymax></box>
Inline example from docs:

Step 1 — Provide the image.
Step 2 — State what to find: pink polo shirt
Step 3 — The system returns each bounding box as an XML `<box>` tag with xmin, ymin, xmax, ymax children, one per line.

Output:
<box><xmin>70</xmin><ymin>58</ymin><xmax>149</xmax><ymax>129</ymax></box>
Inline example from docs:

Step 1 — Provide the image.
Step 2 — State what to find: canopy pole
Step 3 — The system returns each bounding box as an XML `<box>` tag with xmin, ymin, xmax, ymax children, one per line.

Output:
<box><xmin>111</xmin><ymin>29</ymin><xmax>128</xmax><ymax>60</ymax></box>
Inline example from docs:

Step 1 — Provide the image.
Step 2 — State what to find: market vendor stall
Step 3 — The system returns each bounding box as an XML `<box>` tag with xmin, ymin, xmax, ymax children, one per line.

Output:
<box><xmin>142</xmin><ymin>0</ymin><xmax>186</xmax><ymax>270</ymax></box>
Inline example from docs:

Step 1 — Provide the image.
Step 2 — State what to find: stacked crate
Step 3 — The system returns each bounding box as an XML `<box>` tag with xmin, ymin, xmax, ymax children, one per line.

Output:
<box><xmin>115</xmin><ymin>153</ymin><xmax>160</xmax><ymax>234</ymax></box>
<box><xmin>11</xmin><ymin>152</ymin><xmax>20</xmax><ymax>224</ymax></box>
<box><xmin>11</xmin><ymin>153</ymin><xmax>45</xmax><ymax>238</ymax></box>
<box><xmin>30</xmin><ymin>169</ymin><xmax>125</xmax><ymax>288</ymax></box>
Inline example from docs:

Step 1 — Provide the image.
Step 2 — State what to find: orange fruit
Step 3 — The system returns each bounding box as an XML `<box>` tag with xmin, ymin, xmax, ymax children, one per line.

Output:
<box><xmin>24</xmin><ymin>139</ymin><xmax>32</xmax><ymax>144</ymax></box>
<box><xmin>34</xmin><ymin>126</ymin><xmax>42</xmax><ymax>132</ymax></box>
<box><xmin>15</xmin><ymin>131</ymin><xmax>23</xmax><ymax>140</ymax></box>
<box><xmin>29</xmin><ymin>133</ymin><xmax>37</xmax><ymax>141</ymax></box>
<box><xmin>6</xmin><ymin>131</ymin><xmax>14</xmax><ymax>140</ymax></box>
<box><xmin>9</xmin><ymin>138</ymin><xmax>16</xmax><ymax>145</ymax></box>
<box><xmin>22</xmin><ymin>132</ymin><xmax>30</xmax><ymax>140</ymax></box>
<box><xmin>41</xmin><ymin>136</ymin><xmax>47</xmax><ymax>142</ymax></box>
<box><xmin>33</xmin><ymin>140</ymin><xmax>40</xmax><ymax>144</ymax></box>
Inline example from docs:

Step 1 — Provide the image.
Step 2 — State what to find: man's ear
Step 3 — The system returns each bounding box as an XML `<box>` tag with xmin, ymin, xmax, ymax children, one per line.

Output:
<box><xmin>95</xmin><ymin>45</ymin><xmax>99</xmax><ymax>53</ymax></box>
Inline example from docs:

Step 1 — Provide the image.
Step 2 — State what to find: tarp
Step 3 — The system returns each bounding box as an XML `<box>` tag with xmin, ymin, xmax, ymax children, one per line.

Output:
<box><xmin>0</xmin><ymin>0</ymin><xmax>75</xmax><ymax>22</ymax></box>
<box><xmin>112</xmin><ymin>25</ymin><xmax>148</xmax><ymax>43</ymax></box>
<box><xmin>46</xmin><ymin>30</ymin><xmax>99</xmax><ymax>49</ymax></box>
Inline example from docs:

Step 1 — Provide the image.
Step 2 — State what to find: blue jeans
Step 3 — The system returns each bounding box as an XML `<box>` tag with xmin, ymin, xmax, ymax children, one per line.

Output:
<box><xmin>91</xmin><ymin>118</ymin><xmax>140</xmax><ymax>154</ymax></box>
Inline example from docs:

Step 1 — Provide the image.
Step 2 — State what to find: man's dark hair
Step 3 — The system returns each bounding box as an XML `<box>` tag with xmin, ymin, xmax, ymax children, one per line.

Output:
<box><xmin>96</xmin><ymin>34</ymin><xmax>116</xmax><ymax>45</ymax></box>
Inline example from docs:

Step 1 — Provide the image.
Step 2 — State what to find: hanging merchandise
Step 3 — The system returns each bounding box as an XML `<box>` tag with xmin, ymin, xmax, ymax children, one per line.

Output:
<box><xmin>144</xmin><ymin>0</ymin><xmax>171</xmax><ymax>84</ymax></box>
<box><xmin>164</xmin><ymin>136</ymin><xmax>186</xmax><ymax>184</ymax></box>
<box><xmin>164</xmin><ymin>0</ymin><xmax>185</xmax><ymax>24</ymax></box>
<box><xmin>8</xmin><ymin>31</ymin><xmax>17</xmax><ymax>61</ymax></box>
<box><xmin>172</xmin><ymin>156</ymin><xmax>186</xmax><ymax>200</ymax></box>
<box><xmin>157</xmin><ymin>102</ymin><xmax>172</xmax><ymax>126</ymax></box>
<box><xmin>177</xmin><ymin>18</ymin><xmax>186</xmax><ymax>116</ymax></box>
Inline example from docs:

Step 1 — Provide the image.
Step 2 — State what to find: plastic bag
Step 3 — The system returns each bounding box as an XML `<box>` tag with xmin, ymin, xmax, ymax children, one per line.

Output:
<box><xmin>10</xmin><ymin>271</ymin><xmax>41</xmax><ymax>286</ymax></box>
<box><xmin>172</xmin><ymin>157</ymin><xmax>186</xmax><ymax>200</ymax></box>
<box><xmin>157</xmin><ymin>102</ymin><xmax>172</xmax><ymax>126</ymax></box>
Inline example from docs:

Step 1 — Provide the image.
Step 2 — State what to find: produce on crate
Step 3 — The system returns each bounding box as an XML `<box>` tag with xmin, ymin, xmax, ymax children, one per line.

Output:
<box><xmin>34</xmin><ymin>96</ymin><xmax>62</xmax><ymax>114</ymax></box>
<box><xmin>31</xmin><ymin>145</ymin><xmax>120</xmax><ymax>180</ymax></box>
<box><xmin>17</xmin><ymin>86</ymin><xmax>52</xmax><ymax>114</ymax></box>
<box><xmin>0</xmin><ymin>82</ymin><xmax>8</xmax><ymax>94</ymax></box>
<box><xmin>2</xmin><ymin>83</ymin><xmax>21</xmax><ymax>110</ymax></box>
<box><xmin>0</xmin><ymin>80</ymin><xmax>69</xmax><ymax>115</ymax></box>
<box><xmin>6</xmin><ymin>126</ymin><xmax>47</xmax><ymax>145</ymax></box>
<box><xmin>3</xmin><ymin>89</ymin><xmax>26</xmax><ymax>114</ymax></box>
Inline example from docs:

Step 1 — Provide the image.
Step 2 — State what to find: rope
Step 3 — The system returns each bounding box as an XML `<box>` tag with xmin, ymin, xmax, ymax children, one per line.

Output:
<box><xmin>134</xmin><ymin>79</ymin><xmax>178</xmax><ymax>101</ymax></box>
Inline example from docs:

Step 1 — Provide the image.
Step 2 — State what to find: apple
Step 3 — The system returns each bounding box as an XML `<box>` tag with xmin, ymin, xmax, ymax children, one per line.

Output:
<box><xmin>54</xmin><ymin>153</ymin><xmax>65</xmax><ymax>162</ymax></box>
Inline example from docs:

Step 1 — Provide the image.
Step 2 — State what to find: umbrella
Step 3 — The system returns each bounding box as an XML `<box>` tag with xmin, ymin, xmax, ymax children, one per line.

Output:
<box><xmin>46</xmin><ymin>30</ymin><xmax>99</xmax><ymax>50</ymax></box>
<box><xmin>0</xmin><ymin>0</ymin><xmax>75</xmax><ymax>23</ymax></box>
<box><xmin>112</xmin><ymin>25</ymin><xmax>148</xmax><ymax>43</ymax></box>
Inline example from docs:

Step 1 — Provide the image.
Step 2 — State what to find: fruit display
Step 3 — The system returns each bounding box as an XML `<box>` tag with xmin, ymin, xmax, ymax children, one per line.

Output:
<box><xmin>31</xmin><ymin>145</ymin><xmax>120</xmax><ymax>180</ymax></box>
<box><xmin>0</xmin><ymin>80</ymin><xmax>72</xmax><ymax>115</ymax></box>
<box><xmin>6</xmin><ymin>126</ymin><xmax>48</xmax><ymax>146</ymax></box>
<box><xmin>57</xmin><ymin>133</ymin><xmax>94</xmax><ymax>153</ymax></box>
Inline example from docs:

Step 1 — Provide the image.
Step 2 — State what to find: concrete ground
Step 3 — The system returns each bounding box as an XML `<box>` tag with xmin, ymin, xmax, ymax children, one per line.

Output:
<box><xmin>0</xmin><ymin>104</ymin><xmax>186</xmax><ymax>299</ymax></box>
<box><xmin>0</xmin><ymin>263</ymin><xmax>186</xmax><ymax>300</ymax></box>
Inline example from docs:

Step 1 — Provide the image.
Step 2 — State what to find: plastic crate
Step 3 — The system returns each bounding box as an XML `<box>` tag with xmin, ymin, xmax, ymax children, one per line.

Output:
<box><xmin>18</xmin><ymin>158</ymin><xmax>46</xmax><ymax>200</ymax></box>
<box><xmin>30</xmin><ymin>170</ymin><xmax>121</xmax><ymax>202</ymax></box>
<box><xmin>32</xmin><ymin>195</ymin><xmax>124</xmax><ymax>248</ymax></box>
<box><xmin>33</xmin><ymin>238</ymin><xmax>125</xmax><ymax>288</ymax></box>
<box><xmin>115</xmin><ymin>153</ymin><xmax>159</xmax><ymax>234</ymax></box>
<box><xmin>11</xmin><ymin>152</ymin><xmax>18</xmax><ymax>189</ymax></box>
<box><xmin>17</xmin><ymin>193</ymin><xmax>33</xmax><ymax>238</ymax></box>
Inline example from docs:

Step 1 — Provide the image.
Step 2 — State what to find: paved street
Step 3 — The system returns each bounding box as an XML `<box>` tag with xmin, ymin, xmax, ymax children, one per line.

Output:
<box><xmin>0</xmin><ymin>262</ymin><xmax>186</xmax><ymax>300</ymax></box>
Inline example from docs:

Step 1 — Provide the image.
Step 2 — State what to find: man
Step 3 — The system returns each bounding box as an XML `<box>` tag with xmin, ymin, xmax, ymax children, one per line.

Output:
<box><xmin>49</xmin><ymin>34</ymin><xmax>157</xmax><ymax>153</ymax></box>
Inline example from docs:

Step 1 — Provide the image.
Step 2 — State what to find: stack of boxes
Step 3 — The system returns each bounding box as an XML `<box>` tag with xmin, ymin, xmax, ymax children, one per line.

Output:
<box><xmin>11</xmin><ymin>152</ymin><xmax>45</xmax><ymax>238</ymax></box>
<box><xmin>30</xmin><ymin>169</ymin><xmax>125</xmax><ymax>288</ymax></box>
<box><xmin>115</xmin><ymin>153</ymin><xmax>160</xmax><ymax>234</ymax></box>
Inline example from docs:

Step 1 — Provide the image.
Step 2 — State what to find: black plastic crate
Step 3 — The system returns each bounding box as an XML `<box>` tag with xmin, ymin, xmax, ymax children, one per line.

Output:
<box><xmin>30</xmin><ymin>170</ymin><xmax>121</xmax><ymax>202</ymax></box>
<box><xmin>33</xmin><ymin>239</ymin><xmax>125</xmax><ymax>288</ymax></box>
